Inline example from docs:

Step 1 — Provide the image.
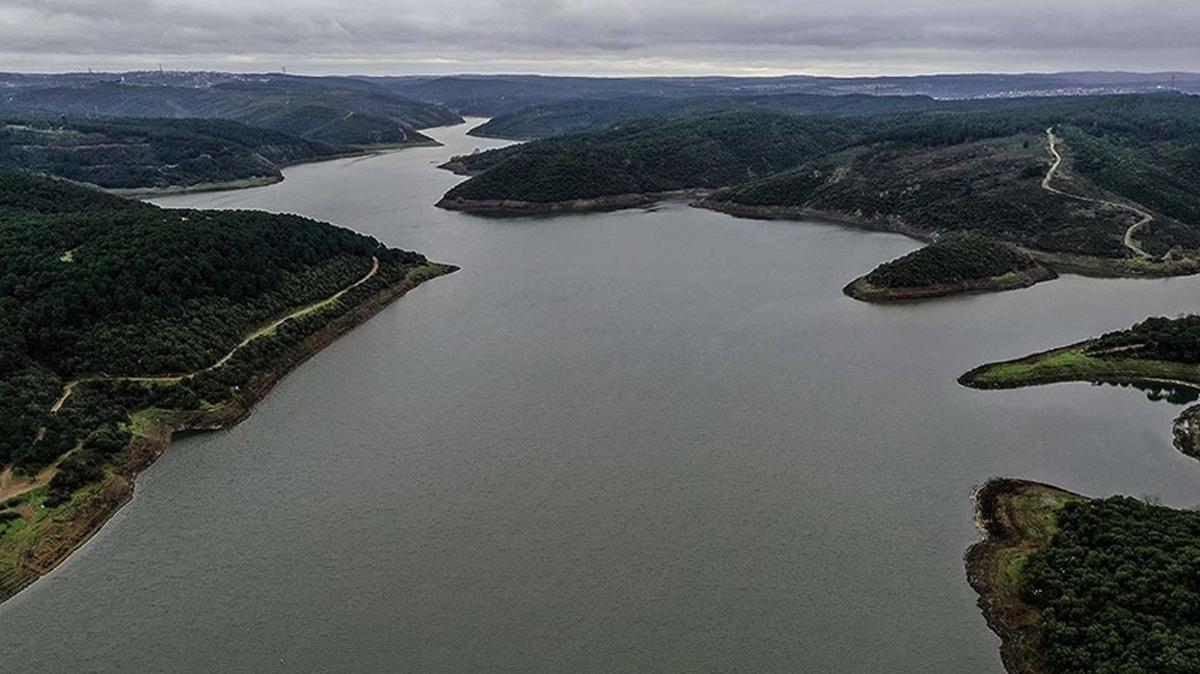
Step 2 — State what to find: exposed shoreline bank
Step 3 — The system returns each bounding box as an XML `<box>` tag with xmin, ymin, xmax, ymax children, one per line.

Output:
<box><xmin>109</xmin><ymin>140</ymin><xmax>443</xmax><ymax>199</ymax></box>
<box><xmin>436</xmin><ymin>189</ymin><xmax>707</xmax><ymax>216</ymax></box>
<box><xmin>0</xmin><ymin>263</ymin><xmax>457</xmax><ymax>604</ymax></box>
<box><xmin>966</xmin><ymin>478</ymin><xmax>1084</xmax><ymax>674</ymax></box>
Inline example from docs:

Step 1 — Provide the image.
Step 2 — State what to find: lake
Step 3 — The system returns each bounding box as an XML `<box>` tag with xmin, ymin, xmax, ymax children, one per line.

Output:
<box><xmin>4</xmin><ymin>119</ymin><xmax>1199</xmax><ymax>672</ymax></box>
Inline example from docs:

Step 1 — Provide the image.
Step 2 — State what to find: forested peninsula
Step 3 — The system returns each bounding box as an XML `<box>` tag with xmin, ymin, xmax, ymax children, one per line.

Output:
<box><xmin>967</xmin><ymin>479</ymin><xmax>1200</xmax><ymax>674</ymax></box>
<box><xmin>0</xmin><ymin>169</ymin><xmax>452</xmax><ymax>601</ymax></box>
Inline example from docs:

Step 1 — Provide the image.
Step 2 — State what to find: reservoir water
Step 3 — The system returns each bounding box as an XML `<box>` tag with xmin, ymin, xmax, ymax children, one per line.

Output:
<box><xmin>5</xmin><ymin>120</ymin><xmax>1200</xmax><ymax>672</ymax></box>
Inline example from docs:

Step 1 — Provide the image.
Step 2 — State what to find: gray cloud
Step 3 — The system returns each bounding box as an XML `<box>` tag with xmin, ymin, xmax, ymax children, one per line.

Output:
<box><xmin>1</xmin><ymin>0</ymin><xmax>1197</xmax><ymax>75</ymax></box>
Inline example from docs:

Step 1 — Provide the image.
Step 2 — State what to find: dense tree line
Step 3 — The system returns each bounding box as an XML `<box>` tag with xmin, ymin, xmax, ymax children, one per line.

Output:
<box><xmin>0</xmin><ymin>117</ymin><xmax>342</xmax><ymax>189</ymax></box>
<box><xmin>1061</xmin><ymin>126</ymin><xmax>1200</xmax><ymax>253</ymax></box>
<box><xmin>446</xmin><ymin>110</ymin><xmax>861</xmax><ymax>202</ymax></box>
<box><xmin>0</xmin><ymin>168</ymin><xmax>427</xmax><ymax>474</ymax></box>
<box><xmin>1021</xmin><ymin>497</ymin><xmax>1200</xmax><ymax>674</ymax></box>
<box><xmin>1087</xmin><ymin>316</ymin><xmax>1200</xmax><ymax>363</ymax></box>
<box><xmin>864</xmin><ymin>233</ymin><xmax>1038</xmax><ymax>288</ymax></box>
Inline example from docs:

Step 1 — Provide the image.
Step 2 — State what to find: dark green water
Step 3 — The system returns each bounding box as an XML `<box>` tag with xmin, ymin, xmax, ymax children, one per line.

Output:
<box><xmin>4</xmin><ymin>120</ymin><xmax>1200</xmax><ymax>672</ymax></box>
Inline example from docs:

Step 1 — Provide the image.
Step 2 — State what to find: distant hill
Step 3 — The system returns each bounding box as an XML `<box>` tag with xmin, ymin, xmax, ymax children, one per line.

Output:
<box><xmin>5</xmin><ymin>70</ymin><xmax>1195</xmax><ymax>127</ymax></box>
<box><xmin>0</xmin><ymin>74</ymin><xmax>462</xmax><ymax>146</ymax></box>
<box><xmin>471</xmin><ymin>93</ymin><xmax>947</xmax><ymax>140</ymax></box>
<box><xmin>0</xmin><ymin>117</ymin><xmax>346</xmax><ymax>192</ymax></box>
<box><xmin>371</xmin><ymin>71</ymin><xmax>1200</xmax><ymax>116</ymax></box>
<box><xmin>370</xmin><ymin>74</ymin><xmax>715</xmax><ymax>116</ymax></box>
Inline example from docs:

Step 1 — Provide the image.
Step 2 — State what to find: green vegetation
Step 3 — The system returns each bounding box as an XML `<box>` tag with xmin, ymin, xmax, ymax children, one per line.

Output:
<box><xmin>0</xmin><ymin>166</ymin><xmax>448</xmax><ymax>600</ymax></box>
<box><xmin>0</xmin><ymin>165</ymin><xmax>433</xmax><ymax>512</ymax></box>
<box><xmin>969</xmin><ymin>480</ymin><xmax>1200</xmax><ymax>674</ymax></box>
<box><xmin>1022</xmin><ymin>496</ymin><xmax>1200</xmax><ymax>673</ymax></box>
<box><xmin>0</xmin><ymin>117</ymin><xmax>344</xmax><ymax>190</ymax></box>
<box><xmin>709</xmin><ymin>96</ymin><xmax>1200</xmax><ymax>262</ymax></box>
<box><xmin>469</xmin><ymin>93</ymin><xmax>944</xmax><ymax>140</ymax></box>
<box><xmin>866</xmin><ymin>233</ymin><xmax>1045</xmax><ymax>287</ymax></box>
<box><xmin>1089</xmin><ymin>316</ymin><xmax>1200</xmax><ymax>363</ymax></box>
<box><xmin>715</xmin><ymin>131</ymin><xmax>1131</xmax><ymax>259</ymax></box>
<box><xmin>450</xmin><ymin>94</ymin><xmax>1200</xmax><ymax>284</ymax></box>
<box><xmin>441</xmin><ymin>110</ymin><xmax>859</xmax><ymax>204</ymax></box>
<box><xmin>961</xmin><ymin>316</ymin><xmax>1200</xmax><ymax>391</ymax></box>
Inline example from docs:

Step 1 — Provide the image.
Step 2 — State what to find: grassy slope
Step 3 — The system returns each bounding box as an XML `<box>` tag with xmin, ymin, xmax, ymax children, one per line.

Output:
<box><xmin>960</xmin><ymin>329</ymin><xmax>1200</xmax><ymax>460</ymax></box>
<box><xmin>0</xmin><ymin>79</ymin><xmax>461</xmax><ymax>147</ymax></box>
<box><xmin>468</xmin><ymin>93</ymin><xmax>945</xmax><ymax>140</ymax></box>
<box><xmin>960</xmin><ymin>346</ymin><xmax>1200</xmax><ymax>390</ymax></box>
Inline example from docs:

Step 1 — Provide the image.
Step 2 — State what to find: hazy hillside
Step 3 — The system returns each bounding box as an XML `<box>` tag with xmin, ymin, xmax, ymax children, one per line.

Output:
<box><xmin>470</xmin><ymin>93</ymin><xmax>945</xmax><ymax>139</ymax></box>
<box><xmin>371</xmin><ymin>71</ymin><xmax>1200</xmax><ymax>116</ymax></box>
<box><xmin>0</xmin><ymin>75</ymin><xmax>462</xmax><ymax>146</ymax></box>
<box><xmin>0</xmin><ymin>117</ymin><xmax>345</xmax><ymax>191</ymax></box>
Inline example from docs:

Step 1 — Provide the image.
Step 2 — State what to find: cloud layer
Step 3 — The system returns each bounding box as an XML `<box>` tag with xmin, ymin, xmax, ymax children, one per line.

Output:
<box><xmin>2</xmin><ymin>0</ymin><xmax>1197</xmax><ymax>75</ymax></box>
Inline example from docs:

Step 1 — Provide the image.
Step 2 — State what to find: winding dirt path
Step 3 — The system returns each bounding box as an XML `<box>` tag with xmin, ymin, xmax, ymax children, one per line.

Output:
<box><xmin>1042</xmin><ymin>127</ymin><xmax>1155</xmax><ymax>258</ymax></box>
<box><xmin>49</xmin><ymin>256</ymin><xmax>379</xmax><ymax>415</ymax></box>
<box><xmin>8</xmin><ymin>257</ymin><xmax>380</xmax><ymax>503</ymax></box>
<box><xmin>0</xmin><ymin>464</ymin><xmax>59</xmax><ymax>503</ymax></box>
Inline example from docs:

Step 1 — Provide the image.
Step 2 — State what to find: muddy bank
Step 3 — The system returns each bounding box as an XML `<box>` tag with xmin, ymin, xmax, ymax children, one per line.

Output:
<box><xmin>694</xmin><ymin>199</ymin><xmax>935</xmax><ymax>241</ymax></box>
<box><xmin>436</xmin><ymin>190</ymin><xmax>706</xmax><ymax>216</ymax></box>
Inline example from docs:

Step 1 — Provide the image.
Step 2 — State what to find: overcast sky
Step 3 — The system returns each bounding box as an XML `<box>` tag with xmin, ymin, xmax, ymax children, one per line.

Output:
<box><xmin>2</xmin><ymin>0</ymin><xmax>1197</xmax><ymax>76</ymax></box>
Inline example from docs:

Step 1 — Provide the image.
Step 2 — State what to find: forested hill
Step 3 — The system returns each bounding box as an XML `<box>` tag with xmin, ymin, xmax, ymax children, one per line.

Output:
<box><xmin>0</xmin><ymin>118</ymin><xmax>345</xmax><ymax>191</ymax></box>
<box><xmin>0</xmin><ymin>76</ymin><xmax>461</xmax><ymax>147</ymax></box>
<box><xmin>370</xmin><ymin>71</ymin><xmax>1200</xmax><ymax>117</ymax></box>
<box><xmin>469</xmin><ymin>93</ymin><xmax>945</xmax><ymax>140</ymax></box>
<box><xmin>0</xmin><ymin>167</ymin><xmax>428</xmax><ymax>475</ymax></box>
<box><xmin>706</xmin><ymin>95</ymin><xmax>1200</xmax><ymax>263</ymax></box>
<box><xmin>862</xmin><ymin>233</ymin><xmax>1044</xmax><ymax>288</ymax></box>
<box><xmin>440</xmin><ymin>110</ymin><xmax>860</xmax><ymax>205</ymax></box>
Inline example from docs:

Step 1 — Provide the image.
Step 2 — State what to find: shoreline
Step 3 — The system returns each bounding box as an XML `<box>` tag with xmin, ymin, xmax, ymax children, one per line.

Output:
<box><xmin>694</xmin><ymin>198</ymin><xmax>937</xmax><ymax>241</ymax></box>
<box><xmin>959</xmin><ymin>342</ymin><xmax>1200</xmax><ymax>459</ymax></box>
<box><xmin>435</xmin><ymin>189</ymin><xmax>708</xmax><ymax>216</ymax></box>
<box><xmin>109</xmin><ymin>140</ymin><xmax>444</xmax><ymax>199</ymax></box>
<box><xmin>965</xmin><ymin>478</ymin><xmax>1084</xmax><ymax>674</ymax></box>
<box><xmin>0</xmin><ymin>263</ymin><xmax>458</xmax><ymax>604</ymax></box>
<box><xmin>842</xmin><ymin>266</ymin><xmax>1058</xmax><ymax>303</ymax></box>
<box><xmin>465</xmin><ymin>127</ymin><xmax>530</xmax><ymax>141</ymax></box>
<box><xmin>697</xmin><ymin>199</ymin><xmax>1200</xmax><ymax>280</ymax></box>
<box><xmin>449</xmin><ymin>192</ymin><xmax>1192</xmax><ymax>282</ymax></box>
<box><xmin>957</xmin><ymin>342</ymin><xmax>1200</xmax><ymax>392</ymax></box>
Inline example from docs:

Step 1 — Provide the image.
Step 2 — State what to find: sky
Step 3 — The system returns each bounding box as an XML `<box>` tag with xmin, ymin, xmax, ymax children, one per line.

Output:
<box><xmin>1</xmin><ymin>0</ymin><xmax>1197</xmax><ymax>76</ymax></box>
